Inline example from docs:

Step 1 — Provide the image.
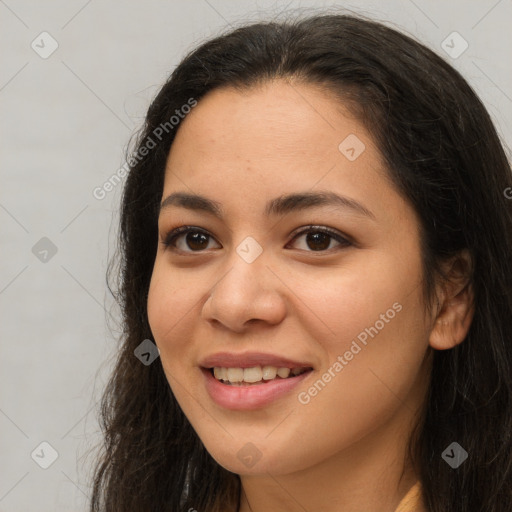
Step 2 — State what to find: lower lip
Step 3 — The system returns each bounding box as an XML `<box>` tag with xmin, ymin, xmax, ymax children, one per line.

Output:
<box><xmin>201</xmin><ymin>368</ymin><xmax>313</xmax><ymax>410</ymax></box>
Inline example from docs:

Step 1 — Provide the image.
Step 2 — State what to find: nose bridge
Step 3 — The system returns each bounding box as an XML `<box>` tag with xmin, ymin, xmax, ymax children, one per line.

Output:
<box><xmin>235</xmin><ymin>234</ymin><xmax>266</xmax><ymax>265</ymax></box>
<box><xmin>202</xmin><ymin>237</ymin><xmax>286</xmax><ymax>330</ymax></box>
<box><xmin>214</xmin><ymin>236</ymin><xmax>270</xmax><ymax>302</ymax></box>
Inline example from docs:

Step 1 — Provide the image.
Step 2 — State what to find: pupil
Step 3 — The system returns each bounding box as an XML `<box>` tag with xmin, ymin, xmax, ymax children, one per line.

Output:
<box><xmin>306</xmin><ymin>232</ymin><xmax>330</xmax><ymax>251</ymax></box>
<box><xmin>187</xmin><ymin>232</ymin><xmax>208</xmax><ymax>250</ymax></box>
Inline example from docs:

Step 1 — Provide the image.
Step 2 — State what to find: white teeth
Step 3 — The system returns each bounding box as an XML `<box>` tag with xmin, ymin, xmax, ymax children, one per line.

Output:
<box><xmin>262</xmin><ymin>365</ymin><xmax>277</xmax><ymax>380</ymax></box>
<box><xmin>212</xmin><ymin>365</ymin><xmax>310</xmax><ymax>384</ymax></box>
<box><xmin>277</xmin><ymin>367</ymin><xmax>291</xmax><ymax>378</ymax></box>
<box><xmin>227</xmin><ymin>368</ymin><xmax>244</xmax><ymax>382</ymax></box>
<box><xmin>213</xmin><ymin>367</ymin><xmax>227</xmax><ymax>380</ymax></box>
<box><xmin>243</xmin><ymin>366</ymin><xmax>263</xmax><ymax>383</ymax></box>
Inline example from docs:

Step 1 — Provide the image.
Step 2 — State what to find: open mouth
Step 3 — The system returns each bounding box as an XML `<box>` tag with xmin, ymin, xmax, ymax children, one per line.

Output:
<box><xmin>205</xmin><ymin>365</ymin><xmax>314</xmax><ymax>386</ymax></box>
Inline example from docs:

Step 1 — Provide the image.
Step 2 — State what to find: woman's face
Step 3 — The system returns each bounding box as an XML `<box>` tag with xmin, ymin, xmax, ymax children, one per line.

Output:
<box><xmin>147</xmin><ymin>80</ymin><xmax>433</xmax><ymax>476</ymax></box>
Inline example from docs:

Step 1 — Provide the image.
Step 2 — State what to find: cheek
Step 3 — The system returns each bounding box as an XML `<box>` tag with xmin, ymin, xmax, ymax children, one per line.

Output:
<box><xmin>147</xmin><ymin>264</ymin><xmax>200</xmax><ymax>360</ymax></box>
<box><xmin>296</xmin><ymin>267</ymin><xmax>428</xmax><ymax>416</ymax></box>
<box><xmin>280</xmin><ymin>258</ymin><xmax>408</xmax><ymax>347</ymax></box>
<box><xmin>286</xmin><ymin>297</ymin><xmax>428</xmax><ymax>472</ymax></box>
<box><xmin>286</xmin><ymin>248</ymin><xmax>427</xmax><ymax>374</ymax></box>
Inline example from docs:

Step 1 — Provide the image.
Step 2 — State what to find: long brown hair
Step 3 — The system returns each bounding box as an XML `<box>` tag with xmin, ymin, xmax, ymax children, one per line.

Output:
<box><xmin>90</xmin><ymin>13</ymin><xmax>512</xmax><ymax>512</ymax></box>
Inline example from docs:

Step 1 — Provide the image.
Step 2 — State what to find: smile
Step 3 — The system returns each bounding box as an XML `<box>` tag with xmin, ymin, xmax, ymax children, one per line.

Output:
<box><xmin>201</xmin><ymin>366</ymin><xmax>314</xmax><ymax>410</ymax></box>
<box><xmin>198</xmin><ymin>351</ymin><xmax>315</xmax><ymax>409</ymax></box>
<box><xmin>211</xmin><ymin>365</ymin><xmax>312</xmax><ymax>385</ymax></box>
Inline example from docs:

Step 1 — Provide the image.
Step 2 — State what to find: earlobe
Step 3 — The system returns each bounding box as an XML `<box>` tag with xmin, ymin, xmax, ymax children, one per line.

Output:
<box><xmin>429</xmin><ymin>294</ymin><xmax>474</xmax><ymax>350</ymax></box>
<box><xmin>428</xmin><ymin>250</ymin><xmax>475</xmax><ymax>351</ymax></box>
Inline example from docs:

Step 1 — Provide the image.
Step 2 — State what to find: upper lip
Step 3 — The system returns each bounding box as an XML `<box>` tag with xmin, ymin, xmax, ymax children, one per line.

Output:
<box><xmin>199</xmin><ymin>351</ymin><xmax>314</xmax><ymax>369</ymax></box>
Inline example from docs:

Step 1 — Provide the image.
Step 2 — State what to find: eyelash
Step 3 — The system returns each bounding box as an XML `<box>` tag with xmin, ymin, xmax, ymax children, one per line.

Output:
<box><xmin>160</xmin><ymin>225</ymin><xmax>352</xmax><ymax>254</ymax></box>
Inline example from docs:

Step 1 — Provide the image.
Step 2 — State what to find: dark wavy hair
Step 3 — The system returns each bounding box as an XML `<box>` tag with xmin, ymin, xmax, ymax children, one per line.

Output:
<box><xmin>89</xmin><ymin>12</ymin><xmax>512</xmax><ymax>512</ymax></box>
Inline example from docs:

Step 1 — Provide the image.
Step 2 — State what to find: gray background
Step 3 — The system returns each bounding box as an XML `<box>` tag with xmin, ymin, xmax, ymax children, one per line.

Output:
<box><xmin>1</xmin><ymin>0</ymin><xmax>511</xmax><ymax>510</ymax></box>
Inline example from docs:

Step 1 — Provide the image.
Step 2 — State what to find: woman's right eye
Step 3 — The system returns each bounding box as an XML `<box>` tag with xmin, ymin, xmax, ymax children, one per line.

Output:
<box><xmin>161</xmin><ymin>227</ymin><xmax>221</xmax><ymax>253</ymax></box>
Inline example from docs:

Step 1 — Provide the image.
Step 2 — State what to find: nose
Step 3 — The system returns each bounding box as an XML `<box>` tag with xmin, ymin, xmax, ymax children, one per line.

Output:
<box><xmin>201</xmin><ymin>254</ymin><xmax>287</xmax><ymax>333</ymax></box>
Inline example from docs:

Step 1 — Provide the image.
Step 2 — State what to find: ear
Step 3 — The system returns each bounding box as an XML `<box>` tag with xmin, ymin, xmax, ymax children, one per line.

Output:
<box><xmin>429</xmin><ymin>249</ymin><xmax>475</xmax><ymax>351</ymax></box>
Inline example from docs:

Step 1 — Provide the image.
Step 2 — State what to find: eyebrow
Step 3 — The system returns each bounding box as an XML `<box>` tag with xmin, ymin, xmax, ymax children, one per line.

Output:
<box><xmin>159</xmin><ymin>190</ymin><xmax>376</xmax><ymax>220</ymax></box>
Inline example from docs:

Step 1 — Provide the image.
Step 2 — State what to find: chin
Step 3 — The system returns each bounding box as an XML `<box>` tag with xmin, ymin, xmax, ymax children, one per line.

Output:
<box><xmin>200</xmin><ymin>437</ymin><xmax>315</xmax><ymax>477</ymax></box>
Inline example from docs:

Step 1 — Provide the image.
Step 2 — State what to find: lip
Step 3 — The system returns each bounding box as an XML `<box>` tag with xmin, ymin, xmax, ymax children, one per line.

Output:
<box><xmin>199</xmin><ymin>351</ymin><xmax>314</xmax><ymax>370</ymax></box>
<box><xmin>201</xmin><ymin>367</ymin><xmax>314</xmax><ymax>410</ymax></box>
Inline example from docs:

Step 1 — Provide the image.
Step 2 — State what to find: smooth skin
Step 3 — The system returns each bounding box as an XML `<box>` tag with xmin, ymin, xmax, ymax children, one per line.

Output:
<box><xmin>147</xmin><ymin>79</ymin><xmax>474</xmax><ymax>512</ymax></box>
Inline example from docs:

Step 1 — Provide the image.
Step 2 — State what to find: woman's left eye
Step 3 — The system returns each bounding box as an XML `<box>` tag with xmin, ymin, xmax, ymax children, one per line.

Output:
<box><xmin>161</xmin><ymin>225</ymin><xmax>351</xmax><ymax>253</ymax></box>
<box><xmin>288</xmin><ymin>226</ymin><xmax>351</xmax><ymax>252</ymax></box>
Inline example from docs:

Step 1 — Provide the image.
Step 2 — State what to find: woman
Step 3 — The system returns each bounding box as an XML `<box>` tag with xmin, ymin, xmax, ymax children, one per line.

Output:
<box><xmin>90</xmin><ymin>13</ymin><xmax>512</xmax><ymax>512</ymax></box>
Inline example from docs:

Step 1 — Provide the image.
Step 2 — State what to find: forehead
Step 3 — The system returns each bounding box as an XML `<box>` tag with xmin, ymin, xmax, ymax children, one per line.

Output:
<box><xmin>165</xmin><ymin>80</ymin><xmax>384</xmax><ymax>183</ymax></box>
<box><xmin>172</xmin><ymin>81</ymin><xmax>360</xmax><ymax>155</ymax></box>
<box><xmin>160</xmin><ymin>80</ymin><xmax>410</xmax><ymax>229</ymax></box>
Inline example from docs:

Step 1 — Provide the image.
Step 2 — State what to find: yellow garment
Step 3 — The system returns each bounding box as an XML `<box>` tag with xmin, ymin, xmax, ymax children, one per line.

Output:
<box><xmin>394</xmin><ymin>481</ymin><xmax>425</xmax><ymax>512</ymax></box>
